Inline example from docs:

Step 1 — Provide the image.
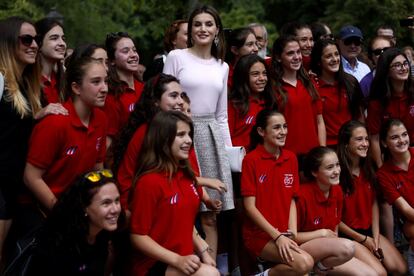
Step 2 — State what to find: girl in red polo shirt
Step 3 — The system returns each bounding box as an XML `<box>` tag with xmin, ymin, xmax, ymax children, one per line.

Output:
<box><xmin>297</xmin><ymin>146</ymin><xmax>377</xmax><ymax>275</ymax></box>
<box><xmin>129</xmin><ymin>111</ymin><xmax>219</xmax><ymax>276</ymax></box>
<box><xmin>377</xmin><ymin>119</ymin><xmax>414</xmax><ymax>274</ymax></box>
<box><xmin>368</xmin><ymin>48</ymin><xmax>414</xmax><ymax>168</ymax></box>
<box><xmin>338</xmin><ymin>120</ymin><xmax>407</xmax><ymax>275</ymax></box>
<box><xmin>104</xmin><ymin>32</ymin><xmax>144</xmax><ymax>147</ymax></box>
<box><xmin>35</xmin><ymin>18</ymin><xmax>66</xmax><ymax>105</ymax></box>
<box><xmin>310</xmin><ymin>39</ymin><xmax>364</xmax><ymax>146</ymax></box>
<box><xmin>228</xmin><ymin>54</ymin><xmax>277</xmax><ymax>150</ymax></box>
<box><xmin>24</xmin><ymin>55</ymin><xmax>108</xmax><ymax>218</ymax></box>
<box><xmin>241</xmin><ymin>109</ymin><xmax>314</xmax><ymax>275</ymax></box>
<box><xmin>270</xmin><ymin>35</ymin><xmax>325</xmax><ymax>170</ymax></box>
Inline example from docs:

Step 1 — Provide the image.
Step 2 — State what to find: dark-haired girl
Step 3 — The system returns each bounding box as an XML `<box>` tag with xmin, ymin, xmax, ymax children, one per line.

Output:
<box><xmin>367</xmin><ymin>48</ymin><xmax>414</xmax><ymax>167</ymax></box>
<box><xmin>241</xmin><ymin>109</ymin><xmax>314</xmax><ymax>275</ymax></box>
<box><xmin>271</xmin><ymin>35</ymin><xmax>325</xmax><ymax>167</ymax></box>
<box><xmin>310</xmin><ymin>39</ymin><xmax>364</xmax><ymax>146</ymax></box>
<box><xmin>377</xmin><ymin>119</ymin><xmax>414</xmax><ymax>274</ymax></box>
<box><xmin>35</xmin><ymin>17</ymin><xmax>67</xmax><ymax>105</ymax></box>
<box><xmin>228</xmin><ymin>54</ymin><xmax>276</xmax><ymax>150</ymax></box>
<box><xmin>129</xmin><ymin>111</ymin><xmax>219</xmax><ymax>276</ymax></box>
<box><xmin>104</xmin><ymin>32</ymin><xmax>144</xmax><ymax>147</ymax></box>
<box><xmin>337</xmin><ymin>121</ymin><xmax>406</xmax><ymax>275</ymax></box>
<box><xmin>297</xmin><ymin>146</ymin><xmax>376</xmax><ymax>275</ymax></box>
<box><xmin>28</xmin><ymin>169</ymin><xmax>122</xmax><ymax>275</ymax></box>
<box><xmin>24</xmin><ymin>56</ymin><xmax>108</xmax><ymax>214</ymax></box>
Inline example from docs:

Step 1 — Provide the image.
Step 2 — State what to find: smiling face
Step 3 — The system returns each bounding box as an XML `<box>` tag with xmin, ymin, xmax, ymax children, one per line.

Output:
<box><xmin>296</xmin><ymin>27</ymin><xmax>314</xmax><ymax>56</ymax></box>
<box><xmin>348</xmin><ymin>126</ymin><xmax>369</xmax><ymax>158</ymax></box>
<box><xmin>171</xmin><ymin>120</ymin><xmax>192</xmax><ymax>161</ymax></box>
<box><xmin>249</xmin><ymin>61</ymin><xmax>267</xmax><ymax>94</ymax></box>
<box><xmin>157</xmin><ymin>81</ymin><xmax>185</xmax><ymax>112</ymax></box>
<box><xmin>191</xmin><ymin>12</ymin><xmax>218</xmax><ymax>47</ymax></box>
<box><xmin>312</xmin><ymin>151</ymin><xmax>341</xmax><ymax>188</ymax></box>
<box><xmin>259</xmin><ymin>113</ymin><xmax>288</xmax><ymax>150</ymax></box>
<box><xmin>86</xmin><ymin>182</ymin><xmax>121</xmax><ymax>235</ymax></box>
<box><xmin>383</xmin><ymin>124</ymin><xmax>410</xmax><ymax>155</ymax></box>
<box><xmin>388</xmin><ymin>54</ymin><xmax>410</xmax><ymax>82</ymax></box>
<box><xmin>280</xmin><ymin>41</ymin><xmax>302</xmax><ymax>73</ymax></box>
<box><xmin>16</xmin><ymin>22</ymin><xmax>38</xmax><ymax>66</ymax></box>
<box><xmin>72</xmin><ymin>62</ymin><xmax>108</xmax><ymax>108</ymax></box>
<box><xmin>40</xmin><ymin>25</ymin><xmax>66</xmax><ymax>61</ymax></box>
<box><xmin>321</xmin><ymin>44</ymin><xmax>340</xmax><ymax>75</ymax></box>
<box><xmin>113</xmin><ymin>37</ymin><xmax>139</xmax><ymax>73</ymax></box>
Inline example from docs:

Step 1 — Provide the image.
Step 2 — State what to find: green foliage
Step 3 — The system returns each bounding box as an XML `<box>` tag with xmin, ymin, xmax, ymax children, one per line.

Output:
<box><xmin>0</xmin><ymin>0</ymin><xmax>43</xmax><ymax>19</ymax></box>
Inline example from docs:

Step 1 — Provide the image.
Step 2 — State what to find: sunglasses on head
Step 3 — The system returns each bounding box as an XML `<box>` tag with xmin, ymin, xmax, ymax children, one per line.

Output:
<box><xmin>19</xmin><ymin>35</ymin><xmax>41</xmax><ymax>47</ymax></box>
<box><xmin>343</xmin><ymin>37</ymin><xmax>362</xmax><ymax>46</ymax></box>
<box><xmin>84</xmin><ymin>169</ymin><xmax>113</xmax><ymax>183</ymax></box>
<box><xmin>372</xmin><ymin>47</ymin><xmax>390</xmax><ymax>56</ymax></box>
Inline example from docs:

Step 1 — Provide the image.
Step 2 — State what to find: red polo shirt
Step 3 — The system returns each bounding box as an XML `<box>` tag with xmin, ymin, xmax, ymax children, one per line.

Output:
<box><xmin>377</xmin><ymin>148</ymin><xmax>414</xmax><ymax>207</ymax></box>
<box><xmin>241</xmin><ymin>144</ymin><xmax>299</xmax><ymax>246</ymax></box>
<box><xmin>129</xmin><ymin>170</ymin><xmax>202</xmax><ymax>276</ymax></box>
<box><xmin>27</xmin><ymin>100</ymin><xmax>107</xmax><ymax>198</ymax></box>
<box><xmin>103</xmin><ymin>79</ymin><xmax>144</xmax><ymax>137</ymax></box>
<box><xmin>296</xmin><ymin>182</ymin><xmax>343</xmax><ymax>232</ymax></box>
<box><xmin>315</xmin><ymin>79</ymin><xmax>352</xmax><ymax>145</ymax></box>
<box><xmin>341</xmin><ymin>172</ymin><xmax>375</xmax><ymax>230</ymax></box>
<box><xmin>228</xmin><ymin>97</ymin><xmax>264</xmax><ymax>149</ymax></box>
<box><xmin>367</xmin><ymin>94</ymin><xmax>414</xmax><ymax>142</ymax></box>
<box><xmin>41</xmin><ymin>73</ymin><xmax>60</xmax><ymax>104</ymax></box>
<box><xmin>278</xmin><ymin>79</ymin><xmax>322</xmax><ymax>155</ymax></box>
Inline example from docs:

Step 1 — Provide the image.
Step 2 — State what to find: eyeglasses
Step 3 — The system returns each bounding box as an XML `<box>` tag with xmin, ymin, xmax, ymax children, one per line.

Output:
<box><xmin>84</xmin><ymin>169</ymin><xmax>113</xmax><ymax>183</ymax></box>
<box><xmin>343</xmin><ymin>37</ymin><xmax>362</xmax><ymax>46</ymax></box>
<box><xmin>372</xmin><ymin>47</ymin><xmax>390</xmax><ymax>56</ymax></box>
<box><xmin>19</xmin><ymin>35</ymin><xmax>41</xmax><ymax>47</ymax></box>
<box><xmin>390</xmin><ymin>60</ymin><xmax>410</xmax><ymax>70</ymax></box>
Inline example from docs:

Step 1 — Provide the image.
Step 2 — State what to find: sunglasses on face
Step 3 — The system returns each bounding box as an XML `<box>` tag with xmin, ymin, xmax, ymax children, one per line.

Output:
<box><xmin>19</xmin><ymin>35</ymin><xmax>41</xmax><ymax>47</ymax></box>
<box><xmin>84</xmin><ymin>169</ymin><xmax>113</xmax><ymax>183</ymax></box>
<box><xmin>343</xmin><ymin>37</ymin><xmax>362</xmax><ymax>46</ymax></box>
<box><xmin>372</xmin><ymin>47</ymin><xmax>390</xmax><ymax>56</ymax></box>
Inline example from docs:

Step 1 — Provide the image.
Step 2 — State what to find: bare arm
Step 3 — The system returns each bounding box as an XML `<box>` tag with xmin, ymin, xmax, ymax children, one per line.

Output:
<box><xmin>394</xmin><ymin>197</ymin><xmax>414</xmax><ymax>223</ymax></box>
<box><xmin>317</xmin><ymin>114</ymin><xmax>326</xmax><ymax>146</ymax></box>
<box><xmin>23</xmin><ymin>163</ymin><xmax>57</xmax><ymax>210</ymax></box>
<box><xmin>372</xmin><ymin>199</ymin><xmax>380</xmax><ymax>249</ymax></box>
<box><xmin>196</xmin><ymin>177</ymin><xmax>227</xmax><ymax>193</ymax></box>
<box><xmin>193</xmin><ymin>228</ymin><xmax>215</xmax><ymax>266</ymax></box>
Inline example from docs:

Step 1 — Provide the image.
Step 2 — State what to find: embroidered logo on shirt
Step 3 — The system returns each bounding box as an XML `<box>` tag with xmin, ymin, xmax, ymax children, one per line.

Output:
<box><xmin>313</xmin><ymin>217</ymin><xmax>321</xmax><ymax>225</ymax></box>
<box><xmin>258</xmin><ymin>174</ymin><xmax>267</xmax><ymax>184</ymax></box>
<box><xmin>170</xmin><ymin>193</ymin><xmax>179</xmax><ymax>204</ymax></box>
<box><xmin>128</xmin><ymin>103</ymin><xmax>135</xmax><ymax>112</ymax></box>
<box><xmin>191</xmin><ymin>183</ymin><xmax>199</xmax><ymax>198</ymax></box>
<box><xmin>284</xmin><ymin>174</ymin><xmax>294</xmax><ymax>187</ymax></box>
<box><xmin>410</xmin><ymin>105</ymin><xmax>414</xmax><ymax>117</ymax></box>
<box><xmin>96</xmin><ymin>136</ymin><xmax>102</xmax><ymax>151</ymax></box>
<box><xmin>65</xmin><ymin>146</ymin><xmax>78</xmax><ymax>156</ymax></box>
<box><xmin>245</xmin><ymin>115</ymin><xmax>254</xmax><ymax>125</ymax></box>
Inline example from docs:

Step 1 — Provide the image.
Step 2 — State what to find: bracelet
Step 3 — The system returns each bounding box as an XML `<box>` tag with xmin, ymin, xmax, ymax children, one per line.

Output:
<box><xmin>359</xmin><ymin>235</ymin><xmax>368</xmax><ymax>243</ymax></box>
<box><xmin>200</xmin><ymin>245</ymin><xmax>210</xmax><ymax>254</ymax></box>
<box><xmin>273</xmin><ymin>234</ymin><xmax>283</xmax><ymax>243</ymax></box>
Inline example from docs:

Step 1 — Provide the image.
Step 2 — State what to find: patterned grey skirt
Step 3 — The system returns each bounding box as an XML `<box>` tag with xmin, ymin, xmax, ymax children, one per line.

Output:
<box><xmin>192</xmin><ymin>114</ymin><xmax>234</xmax><ymax>211</ymax></box>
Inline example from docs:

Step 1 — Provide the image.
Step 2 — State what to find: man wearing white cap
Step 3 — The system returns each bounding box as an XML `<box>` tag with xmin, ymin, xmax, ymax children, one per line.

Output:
<box><xmin>338</xmin><ymin>25</ymin><xmax>370</xmax><ymax>82</ymax></box>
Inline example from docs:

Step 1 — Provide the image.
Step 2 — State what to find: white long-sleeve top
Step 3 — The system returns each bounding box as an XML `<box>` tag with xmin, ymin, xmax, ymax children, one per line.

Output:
<box><xmin>163</xmin><ymin>49</ymin><xmax>232</xmax><ymax>146</ymax></box>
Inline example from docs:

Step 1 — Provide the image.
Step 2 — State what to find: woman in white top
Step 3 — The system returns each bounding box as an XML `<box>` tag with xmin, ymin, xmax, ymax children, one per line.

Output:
<box><xmin>163</xmin><ymin>4</ymin><xmax>233</xmax><ymax>261</ymax></box>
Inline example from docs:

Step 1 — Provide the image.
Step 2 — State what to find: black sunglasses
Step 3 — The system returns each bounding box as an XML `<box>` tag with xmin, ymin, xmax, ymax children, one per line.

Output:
<box><xmin>343</xmin><ymin>37</ymin><xmax>362</xmax><ymax>46</ymax></box>
<box><xmin>372</xmin><ymin>47</ymin><xmax>390</xmax><ymax>56</ymax></box>
<box><xmin>19</xmin><ymin>35</ymin><xmax>41</xmax><ymax>47</ymax></box>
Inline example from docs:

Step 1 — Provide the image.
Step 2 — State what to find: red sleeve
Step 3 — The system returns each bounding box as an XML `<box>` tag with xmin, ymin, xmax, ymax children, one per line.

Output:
<box><xmin>27</xmin><ymin>116</ymin><xmax>65</xmax><ymax>169</ymax></box>
<box><xmin>102</xmin><ymin>94</ymin><xmax>121</xmax><ymax>137</ymax></box>
<box><xmin>189</xmin><ymin>148</ymin><xmax>200</xmax><ymax>176</ymax></box>
<box><xmin>130</xmin><ymin>174</ymin><xmax>163</xmax><ymax>234</ymax></box>
<box><xmin>96</xmin><ymin>111</ymin><xmax>108</xmax><ymax>163</ymax></box>
<box><xmin>377</xmin><ymin>169</ymin><xmax>400</xmax><ymax>205</ymax></box>
<box><xmin>291</xmin><ymin>154</ymin><xmax>300</xmax><ymax>197</ymax></box>
<box><xmin>227</xmin><ymin>102</ymin><xmax>236</xmax><ymax>139</ymax></box>
<box><xmin>240</xmin><ymin>156</ymin><xmax>256</xmax><ymax>197</ymax></box>
<box><xmin>335</xmin><ymin>185</ymin><xmax>344</xmax><ymax>223</ymax></box>
<box><xmin>366</xmin><ymin>100</ymin><xmax>383</xmax><ymax>135</ymax></box>
<box><xmin>117</xmin><ymin>127</ymin><xmax>146</xmax><ymax>210</ymax></box>
<box><xmin>313</xmin><ymin>98</ymin><xmax>323</xmax><ymax>115</ymax></box>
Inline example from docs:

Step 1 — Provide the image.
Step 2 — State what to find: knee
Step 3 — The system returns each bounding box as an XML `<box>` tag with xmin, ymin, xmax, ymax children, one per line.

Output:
<box><xmin>293</xmin><ymin>252</ymin><xmax>314</xmax><ymax>274</ymax></box>
<box><xmin>195</xmin><ymin>264</ymin><xmax>220</xmax><ymax>276</ymax></box>
<box><xmin>337</xmin><ymin>239</ymin><xmax>355</xmax><ymax>261</ymax></box>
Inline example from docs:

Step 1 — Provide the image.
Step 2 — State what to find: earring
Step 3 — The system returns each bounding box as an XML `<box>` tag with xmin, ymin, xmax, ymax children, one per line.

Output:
<box><xmin>214</xmin><ymin>36</ymin><xmax>219</xmax><ymax>47</ymax></box>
